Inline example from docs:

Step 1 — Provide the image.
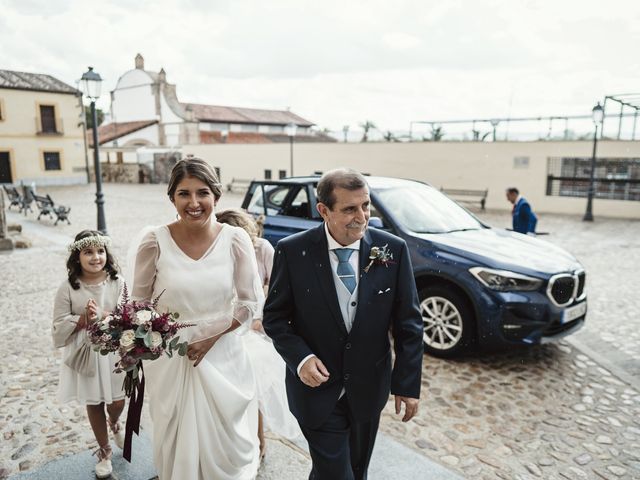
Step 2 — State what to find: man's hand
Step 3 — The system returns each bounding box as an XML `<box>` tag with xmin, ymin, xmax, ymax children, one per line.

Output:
<box><xmin>299</xmin><ymin>357</ymin><xmax>330</xmax><ymax>387</ymax></box>
<box><xmin>395</xmin><ymin>395</ymin><xmax>419</xmax><ymax>422</ymax></box>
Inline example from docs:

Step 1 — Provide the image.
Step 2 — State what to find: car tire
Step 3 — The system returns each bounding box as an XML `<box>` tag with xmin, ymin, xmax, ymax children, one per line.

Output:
<box><xmin>418</xmin><ymin>285</ymin><xmax>475</xmax><ymax>358</ymax></box>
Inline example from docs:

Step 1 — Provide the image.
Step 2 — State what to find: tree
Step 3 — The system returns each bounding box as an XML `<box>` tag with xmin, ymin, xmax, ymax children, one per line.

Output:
<box><xmin>383</xmin><ymin>131</ymin><xmax>399</xmax><ymax>142</ymax></box>
<box><xmin>472</xmin><ymin>129</ymin><xmax>491</xmax><ymax>141</ymax></box>
<box><xmin>430</xmin><ymin>125</ymin><xmax>444</xmax><ymax>141</ymax></box>
<box><xmin>422</xmin><ymin>125</ymin><xmax>445</xmax><ymax>142</ymax></box>
<box><xmin>85</xmin><ymin>106</ymin><xmax>105</xmax><ymax>129</ymax></box>
<box><xmin>359</xmin><ymin>120</ymin><xmax>377</xmax><ymax>142</ymax></box>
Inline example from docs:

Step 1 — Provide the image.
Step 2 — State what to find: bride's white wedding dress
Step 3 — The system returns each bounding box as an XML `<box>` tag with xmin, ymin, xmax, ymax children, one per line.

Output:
<box><xmin>132</xmin><ymin>224</ymin><xmax>264</xmax><ymax>480</ymax></box>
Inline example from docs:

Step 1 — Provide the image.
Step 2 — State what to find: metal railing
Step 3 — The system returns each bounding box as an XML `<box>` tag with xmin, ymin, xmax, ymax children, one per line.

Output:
<box><xmin>409</xmin><ymin>113</ymin><xmax>640</xmax><ymax>143</ymax></box>
<box><xmin>546</xmin><ymin>157</ymin><xmax>640</xmax><ymax>201</ymax></box>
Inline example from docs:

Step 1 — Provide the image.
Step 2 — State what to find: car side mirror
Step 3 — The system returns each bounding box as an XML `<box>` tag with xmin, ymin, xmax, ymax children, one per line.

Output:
<box><xmin>368</xmin><ymin>217</ymin><xmax>384</xmax><ymax>229</ymax></box>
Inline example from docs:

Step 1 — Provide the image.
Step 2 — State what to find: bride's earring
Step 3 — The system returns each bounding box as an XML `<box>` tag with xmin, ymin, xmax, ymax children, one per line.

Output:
<box><xmin>176</xmin><ymin>213</ymin><xmax>180</xmax><ymax>221</ymax></box>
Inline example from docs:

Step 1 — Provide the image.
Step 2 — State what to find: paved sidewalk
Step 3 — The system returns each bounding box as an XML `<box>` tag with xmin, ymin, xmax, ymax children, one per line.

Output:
<box><xmin>8</xmin><ymin>431</ymin><xmax>465</xmax><ymax>480</ymax></box>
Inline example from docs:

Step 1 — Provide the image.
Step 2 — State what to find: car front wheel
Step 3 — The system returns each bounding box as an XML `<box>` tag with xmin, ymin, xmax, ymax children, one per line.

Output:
<box><xmin>419</xmin><ymin>285</ymin><xmax>475</xmax><ymax>358</ymax></box>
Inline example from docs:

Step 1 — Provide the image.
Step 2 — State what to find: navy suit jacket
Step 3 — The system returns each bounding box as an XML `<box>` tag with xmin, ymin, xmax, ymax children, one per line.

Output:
<box><xmin>263</xmin><ymin>224</ymin><xmax>423</xmax><ymax>428</ymax></box>
<box><xmin>512</xmin><ymin>197</ymin><xmax>537</xmax><ymax>234</ymax></box>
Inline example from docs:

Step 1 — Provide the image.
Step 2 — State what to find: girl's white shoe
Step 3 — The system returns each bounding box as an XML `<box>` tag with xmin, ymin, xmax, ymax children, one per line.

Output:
<box><xmin>94</xmin><ymin>445</ymin><xmax>113</xmax><ymax>479</ymax></box>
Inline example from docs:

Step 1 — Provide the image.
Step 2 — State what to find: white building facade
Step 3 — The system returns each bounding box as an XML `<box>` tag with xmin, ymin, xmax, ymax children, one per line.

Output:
<box><xmin>99</xmin><ymin>54</ymin><xmax>319</xmax><ymax>150</ymax></box>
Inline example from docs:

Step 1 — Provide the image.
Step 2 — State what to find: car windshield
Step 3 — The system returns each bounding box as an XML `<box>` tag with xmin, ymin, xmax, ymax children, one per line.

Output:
<box><xmin>374</xmin><ymin>183</ymin><xmax>485</xmax><ymax>234</ymax></box>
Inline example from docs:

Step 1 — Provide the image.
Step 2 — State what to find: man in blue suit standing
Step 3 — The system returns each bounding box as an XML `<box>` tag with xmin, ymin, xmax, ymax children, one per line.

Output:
<box><xmin>506</xmin><ymin>187</ymin><xmax>537</xmax><ymax>234</ymax></box>
<box><xmin>263</xmin><ymin>168</ymin><xmax>423</xmax><ymax>480</ymax></box>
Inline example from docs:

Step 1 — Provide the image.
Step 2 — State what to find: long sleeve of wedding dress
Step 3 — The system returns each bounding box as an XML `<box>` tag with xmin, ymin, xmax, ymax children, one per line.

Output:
<box><xmin>230</xmin><ymin>228</ymin><xmax>265</xmax><ymax>333</ymax></box>
<box><xmin>131</xmin><ymin>230</ymin><xmax>159</xmax><ymax>302</ymax></box>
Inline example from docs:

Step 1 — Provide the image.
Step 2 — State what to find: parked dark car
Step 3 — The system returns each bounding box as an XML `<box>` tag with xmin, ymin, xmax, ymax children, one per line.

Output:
<box><xmin>241</xmin><ymin>176</ymin><xmax>587</xmax><ymax>358</ymax></box>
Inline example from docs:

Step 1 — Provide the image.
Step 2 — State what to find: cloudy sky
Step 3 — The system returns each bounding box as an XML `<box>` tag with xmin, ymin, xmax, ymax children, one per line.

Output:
<box><xmin>2</xmin><ymin>0</ymin><xmax>639</xmax><ymax>135</ymax></box>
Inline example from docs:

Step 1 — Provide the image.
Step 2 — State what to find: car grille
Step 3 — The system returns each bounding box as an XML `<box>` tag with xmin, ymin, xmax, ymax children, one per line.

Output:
<box><xmin>546</xmin><ymin>270</ymin><xmax>585</xmax><ymax>307</ymax></box>
<box><xmin>550</xmin><ymin>276</ymin><xmax>575</xmax><ymax>305</ymax></box>
<box><xmin>576</xmin><ymin>271</ymin><xmax>586</xmax><ymax>298</ymax></box>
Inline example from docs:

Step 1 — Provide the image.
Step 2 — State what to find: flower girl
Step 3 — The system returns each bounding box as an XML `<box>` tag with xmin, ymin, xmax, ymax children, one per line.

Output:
<box><xmin>52</xmin><ymin>230</ymin><xmax>126</xmax><ymax>478</ymax></box>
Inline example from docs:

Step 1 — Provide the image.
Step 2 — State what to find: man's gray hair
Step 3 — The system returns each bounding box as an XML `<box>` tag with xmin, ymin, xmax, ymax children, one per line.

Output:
<box><xmin>317</xmin><ymin>168</ymin><xmax>368</xmax><ymax>209</ymax></box>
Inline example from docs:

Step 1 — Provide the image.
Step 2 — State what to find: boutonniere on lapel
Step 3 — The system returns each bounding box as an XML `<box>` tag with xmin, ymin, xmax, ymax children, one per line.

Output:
<box><xmin>364</xmin><ymin>244</ymin><xmax>394</xmax><ymax>273</ymax></box>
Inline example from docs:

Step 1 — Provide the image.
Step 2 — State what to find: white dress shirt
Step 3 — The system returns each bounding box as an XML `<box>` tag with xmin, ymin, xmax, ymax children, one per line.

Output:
<box><xmin>297</xmin><ymin>223</ymin><xmax>360</xmax><ymax>376</ymax></box>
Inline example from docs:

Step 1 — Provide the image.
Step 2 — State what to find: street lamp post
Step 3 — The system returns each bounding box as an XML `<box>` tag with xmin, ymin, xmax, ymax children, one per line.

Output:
<box><xmin>342</xmin><ymin>125</ymin><xmax>350</xmax><ymax>143</ymax></box>
<box><xmin>489</xmin><ymin>119</ymin><xmax>500</xmax><ymax>141</ymax></box>
<box><xmin>286</xmin><ymin>122</ymin><xmax>297</xmax><ymax>176</ymax></box>
<box><xmin>80</xmin><ymin>67</ymin><xmax>107</xmax><ymax>233</ymax></box>
<box><xmin>583</xmin><ymin>102</ymin><xmax>604</xmax><ymax>222</ymax></box>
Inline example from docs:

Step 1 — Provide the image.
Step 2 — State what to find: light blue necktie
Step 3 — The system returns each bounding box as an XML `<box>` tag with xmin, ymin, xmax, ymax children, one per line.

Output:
<box><xmin>335</xmin><ymin>248</ymin><xmax>356</xmax><ymax>294</ymax></box>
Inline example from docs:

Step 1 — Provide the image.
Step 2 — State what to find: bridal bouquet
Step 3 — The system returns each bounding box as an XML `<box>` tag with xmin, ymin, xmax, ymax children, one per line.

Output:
<box><xmin>88</xmin><ymin>284</ymin><xmax>194</xmax><ymax>461</ymax></box>
<box><xmin>88</xmin><ymin>284</ymin><xmax>193</xmax><ymax>396</ymax></box>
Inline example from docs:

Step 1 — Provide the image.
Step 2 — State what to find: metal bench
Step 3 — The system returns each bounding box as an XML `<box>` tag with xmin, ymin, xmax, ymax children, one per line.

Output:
<box><xmin>226</xmin><ymin>178</ymin><xmax>252</xmax><ymax>193</ymax></box>
<box><xmin>20</xmin><ymin>184</ymin><xmax>35</xmax><ymax>215</ymax></box>
<box><xmin>440</xmin><ymin>188</ymin><xmax>488</xmax><ymax>210</ymax></box>
<box><xmin>33</xmin><ymin>193</ymin><xmax>55</xmax><ymax>220</ymax></box>
<box><xmin>2</xmin><ymin>185</ymin><xmax>22</xmax><ymax>211</ymax></box>
<box><xmin>52</xmin><ymin>204</ymin><xmax>71</xmax><ymax>225</ymax></box>
<box><xmin>33</xmin><ymin>192</ymin><xmax>71</xmax><ymax>225</ymax></box>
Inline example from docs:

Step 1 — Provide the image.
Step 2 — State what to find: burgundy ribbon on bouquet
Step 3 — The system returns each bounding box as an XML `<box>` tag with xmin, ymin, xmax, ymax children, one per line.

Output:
<box><xmin>123</xmin><ymin>363</ymin><xmax>145</xmax><ymax>462</ymax></box>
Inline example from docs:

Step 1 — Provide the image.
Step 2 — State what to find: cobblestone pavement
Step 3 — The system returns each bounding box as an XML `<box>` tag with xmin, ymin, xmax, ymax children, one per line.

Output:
<box><xmin>1</xmin><ymin>184</ymin><xmax>639</xmax><ymax>479</ymax></box>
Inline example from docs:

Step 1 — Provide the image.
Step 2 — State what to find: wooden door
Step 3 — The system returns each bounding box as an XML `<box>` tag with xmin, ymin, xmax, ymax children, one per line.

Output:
<box><xmin>0</xmin><ymin>152</ymin><xmax>11</xmax><ymax>183</ymax></box>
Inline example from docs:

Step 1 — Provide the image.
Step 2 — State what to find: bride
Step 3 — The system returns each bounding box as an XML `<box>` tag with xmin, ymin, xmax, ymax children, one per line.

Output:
<box><xmin>132</xmin><ymin>157</ymin><xmax>264</xmax><ymax>479</ymax></box>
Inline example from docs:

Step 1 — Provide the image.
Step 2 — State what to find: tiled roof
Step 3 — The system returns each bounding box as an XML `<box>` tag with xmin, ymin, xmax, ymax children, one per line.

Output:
<box><xmin>89</xmin><ymin>120</ymin><xmax>158</xmax><ymax>146</ymax></box>
<box><xmin>184</xmin><ymin>103</ymin><xmax>314</xmax><ymax>127</ymax></box>
<box><xmin>0</xmin><ymin>69</ymin><xmax>79</xmax><ymax>94</ymax></box>
<box><xmin>200</xmin><ymin>131</ymin><xmax>271</xmax><ymax>144</ymax></box>
<box><xmin>199</xmin><ymin>131</ymin><xmax>336</xmax><ymax>144</ymax></box>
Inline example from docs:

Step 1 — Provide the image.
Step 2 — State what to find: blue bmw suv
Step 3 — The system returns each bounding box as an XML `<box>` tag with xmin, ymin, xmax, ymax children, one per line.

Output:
<box><xmin>242</xmin><ymin>176</ymin><xmax>587</xmax><ymax>358</ymax></box>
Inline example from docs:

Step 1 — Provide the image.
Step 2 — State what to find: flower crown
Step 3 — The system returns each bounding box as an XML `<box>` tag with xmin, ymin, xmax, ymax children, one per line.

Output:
<box><xmin>68</xmin><ymin>235</ymin><xmax>112</xmax><ymax>252</ymax></box>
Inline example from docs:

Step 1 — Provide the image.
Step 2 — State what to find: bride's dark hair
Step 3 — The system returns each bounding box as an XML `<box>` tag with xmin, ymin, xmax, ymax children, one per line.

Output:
<box><xmin>167</xmin><ymin>157</ymin><xmax>222</xmax><ymax>201</ymax></box>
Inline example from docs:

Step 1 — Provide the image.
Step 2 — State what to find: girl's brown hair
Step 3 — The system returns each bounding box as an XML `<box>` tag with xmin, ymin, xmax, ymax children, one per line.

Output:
<box><xmin>216</xmin><ymin>209</ymin><xmax>259</xmax><ymax>246</ymax></box>
<box><xmin>66</xmin><ymin>230</ymin><xmax>119</xmax><ymax>290</ymax></box>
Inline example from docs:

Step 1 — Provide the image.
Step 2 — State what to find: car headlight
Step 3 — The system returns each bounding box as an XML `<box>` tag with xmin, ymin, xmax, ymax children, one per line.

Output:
<box><xmin>469</xmin><ymin>267</ymin><xmax>543</xmax><ymax>291</ymax></box>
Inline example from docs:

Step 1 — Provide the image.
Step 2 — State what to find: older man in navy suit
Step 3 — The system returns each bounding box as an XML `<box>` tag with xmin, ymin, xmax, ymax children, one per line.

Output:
<box><xmin>263</xmin><ymin>168</ymin><xmax>423</xmax><ymax>480</ymax></box>
<box><xmin>506</xmin><ymin>187</ymin><xmax>537</xmax><ymax>234</ymax></box>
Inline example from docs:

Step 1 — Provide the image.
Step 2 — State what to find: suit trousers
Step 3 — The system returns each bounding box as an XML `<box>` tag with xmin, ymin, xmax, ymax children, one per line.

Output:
<box><xmin>300</xmin><ymin>395</ymin><xmax>380</xmax><ymax>480</ymax></box>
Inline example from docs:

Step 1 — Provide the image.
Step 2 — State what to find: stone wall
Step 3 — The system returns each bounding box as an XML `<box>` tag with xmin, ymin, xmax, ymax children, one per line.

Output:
<box><xmin>88</xmin><ymin>163</ymin><xmax>139</xmax><ymax>183</ymax></box>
